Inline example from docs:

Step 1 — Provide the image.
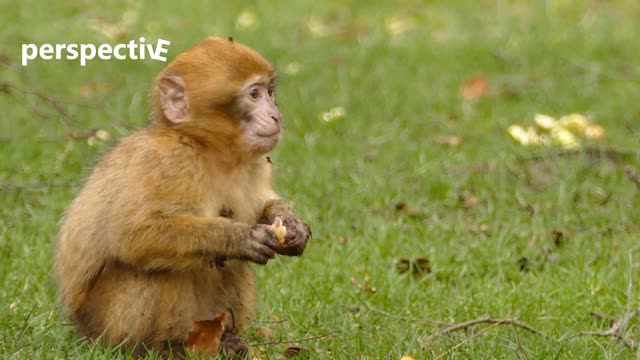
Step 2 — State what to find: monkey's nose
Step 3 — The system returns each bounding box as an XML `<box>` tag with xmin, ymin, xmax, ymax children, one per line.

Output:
<box><xmin>270</xmin><ymin>114</ymin><xmax>281</xmax><ymax>124</ymax></box>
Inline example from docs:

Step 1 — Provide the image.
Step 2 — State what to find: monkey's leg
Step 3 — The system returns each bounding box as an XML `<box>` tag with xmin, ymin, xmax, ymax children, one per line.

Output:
<box><xmin>74</xmin><ymin>264</ymin><xmax>209</xmax><ymax>356</ymax></box>
<box><xmin>259</xmin><ymin>200</ymin><xmax>311</xmax><ymax>256</ymax></box>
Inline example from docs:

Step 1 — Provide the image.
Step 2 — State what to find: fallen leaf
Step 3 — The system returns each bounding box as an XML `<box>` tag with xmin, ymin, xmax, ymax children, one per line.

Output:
<box><xmin>319</xmin><ymin>106</ymin><xmax>346</xmax><ymax>123</ymax></box>
<box><xmin>385</xmin><ymin>15</ymin><xmax>415</xmax><ymax>36</ymax></box>
<box><xmin>284</xmin><ymin>62</ymin><xmax>302</xmax><ymax>75</ymax></box>
<box><xmin>77</xmin><ymin>81</ymin><xmax>113</xmax><ymax>98</ymax></box>
<box><xmin>584</xmin><ymin>124</ymin><xmax>604</xmax><ymax>140</ymax></box>
<box><xmin>255</xmin><ymin>326</ymin><xmax>275</xmax><ymax>340</ymax></box>
<box><xmin>435</xmin><ymin>135</ymin><xmax>463</xmax><ymax>147</ymax></box>
<box><xmin>394</xmin><ymin>202</ymin><xmax>426</xmax><ymax>217</ymax></box>
<box><xmin>350</xmin><ymin>275</ymin><xmax>377</xmax><ymax>294</ymax></box>
<box><xmin>534</xmin><ymin>113</ymin><xmax>557</xmax><ymax>130</ymax></box>
<box><xmin>393</xmin><ymin>258</ymin><xmax>431</xmax><ymax>277</ymax></box>
<box><xmin>235</xmin><ymin>11</ymin><xmax>257</xmax><ymax>29</ymax></box>
<box><xmin>551</xmin><ymin>229</ymin><xmax>566</xmax><ymax>247</ymax></box>
<box><xmin>401</xmin><ymin>356</ymin><xmax>416</xmax><ymax>360</ymax></box>
<box><xmin>517</xmin><ymin>256</ymin><xmax>530</xmax><ymax>272</ymax></box>
<box><xmin>394</xmin><ymin>258</ymin><xmax>411</xmax><ymax>274</ymax></box>
<box><xmin>307</xmin><ymin>17</ymin><xmax>329</xmax><ymax>37</ymax></box>
<box><xmin>459</xmin><ymin>75</ymin><xmax>490</xmax><ymax>102</ymax></box>
<box><xmin>559</xmin><ymin>113</ymin><xmax>590</xmax><ymax>132</ymax></box>
<box><xmin>458</xmin><ymin>194</ymin><xmax>480</xmax><ymax>208</ymax></box>
<box><xmin>625</xmin><ymin>166</ymin><xmax>640</xmax><ymax>189</ymax></box>
<box><xmin>186</xmin><ymin>311</ymin><xmax>229</xmax><ymax>356</ymax></box>
<box><xmin>551</xmin><ymin>127</ymin><xmax>580</xmax><ymax>149</ymax></box>
<box><xmin>283</xmin><ymin>346</ymin><xmax>308</xmax><ymax>358</ymax></box>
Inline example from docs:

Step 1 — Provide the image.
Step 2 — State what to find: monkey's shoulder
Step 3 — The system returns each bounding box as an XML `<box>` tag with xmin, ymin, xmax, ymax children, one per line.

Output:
<box><xmin>94</xmin><ymin>130</ymin><xmax>208</xmax><ymax>190</ymax></box>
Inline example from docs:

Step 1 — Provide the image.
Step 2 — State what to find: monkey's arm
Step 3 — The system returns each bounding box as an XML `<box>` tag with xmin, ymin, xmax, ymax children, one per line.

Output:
<box><xmin>259</xmin><ymin>199</ymin><xmax>311</xmax><ymax>256</ymax></box>
<box><xmin>113</xmin><ymin>215</ymin><xmax>279</xmax><ymax>271</ymax></box>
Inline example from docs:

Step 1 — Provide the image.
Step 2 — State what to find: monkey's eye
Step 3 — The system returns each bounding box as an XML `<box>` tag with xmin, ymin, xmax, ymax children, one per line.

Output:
<box><xmin>249</xmin><ymin>88</ymin><xmax>260</xmax><ymax>100</ymax></box>
<box><xmin>267</xmin><ymin>87</ymin><xmax>275</xmax><ymax>97</ymax></box>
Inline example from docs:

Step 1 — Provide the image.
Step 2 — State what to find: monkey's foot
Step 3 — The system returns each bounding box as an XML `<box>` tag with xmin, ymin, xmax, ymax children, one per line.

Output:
<box><xmin>219</xmin><ymin>332</ymin><xmax>249</xmax><ymax>358</ymax></box>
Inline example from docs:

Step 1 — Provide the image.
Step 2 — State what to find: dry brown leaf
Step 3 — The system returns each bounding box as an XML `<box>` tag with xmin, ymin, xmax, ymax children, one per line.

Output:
<box><xmin>186</xmin><ymin>311</ymin><xmax>228</xmax><ymax>356</ymax></box>
<box><xmin>350</xmin><ymin>275</ymin><xmax>377</xmax><ymax>294</ymax></box>
<box><xmin>551</xmin><ymin>229</ymin><xmax>567</xmax><ymax>247</ymax></box>
<box><xmin>393</xmin><ymin>258</ymin><xmax>432</xmax><ymax>277</ymax></box>
<box><xmin>435</xmin><ymin>135</ymin><xmax>463</xmax><ymax>147</ymax></box>
<box><xmin>459</xmin><ymin>75</ymin><xmax>490</xmax><ymax>102</ymax></box>
<box><xmin>394</xmin><ymin>202</ymin><xmax>426</xmax><ymax>217</ymax></box>
<box><xmin>283</xmin><ymin>346</ymin><xmax>307</xmax><ymax>358</ymax></box>
<box><xmin>255</xmin><ymin>326</ymin><xmax>275</xmax><ymax>340</ymax></box>
<box><xmin>458</xmin><ymin>194</ymin><xmax>480</xmax><ymax>208</ymax></box>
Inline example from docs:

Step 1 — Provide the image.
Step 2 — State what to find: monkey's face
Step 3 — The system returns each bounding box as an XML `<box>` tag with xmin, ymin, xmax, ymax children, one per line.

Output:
<box><xmin>235</xmin><ymin>75</ymin><xmax>281</xmax><ymax>154</ymax></box>
<box><xmin>154</xmin><ymin>37</ymin><xmax>283</xmax><ymax>155</ymax></box>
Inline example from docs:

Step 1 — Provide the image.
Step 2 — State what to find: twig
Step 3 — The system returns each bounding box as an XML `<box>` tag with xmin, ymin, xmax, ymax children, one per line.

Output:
<box><xmin>362</xmin><ymin>304</ymin><xmax>447</xmax><ymax>325</ymax></box>
<box><xmin>423</xmin><ymin>314</ymin><xmax>552</xmax><ymax>343</ymax></box>
<box><xmin>1</xmin><ymin>82</ymin><xmax>75</xmax><ymax>128</ymax></box>
<box><xmin>249</xmin><ymin>330</ymin><xmax>339</xmax><ymax>347</ymax></box>
<box><xmin>517</xmin><ymin>146</ymin><xmax>639</xmax><ymax>163</ymax></box>
<box><xmin>0</xmin><ymin>181</ymin><xmax>78</xmax><ymax>192</ymax></box>
<box><xmin>625</xmin><ymin>166</ymin><xmax>640</xmax><ymax>190</ymax></box>
<box><xmin>573</xmin><ymin>309</ymin><xmax>638</xmax><ymax>348</ymax></box>
<box><xmin>0</xmin><ymin>128</ymin><xmax>110</xmax><ymax>144</ymax></box>
<box><xmin>432</xmin><ymin>321</ymin><xmax>504</xmax><ymax>360</ymax></box>
<box><xmin>253</xmin><ymin>319</ymin><xmax>287</xmax><ymax>324</ymax></box>
<box><xmin>571</xmin><ymin>250</ymin><xmax>639</xmax><ymax>348</ymax></box>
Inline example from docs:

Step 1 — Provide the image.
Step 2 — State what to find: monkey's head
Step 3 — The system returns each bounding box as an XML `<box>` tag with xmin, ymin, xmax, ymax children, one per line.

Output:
<box><xmin>152</xmin><ymin>36</ymin><xmax>281</xmax><ymax>155</ymax></box>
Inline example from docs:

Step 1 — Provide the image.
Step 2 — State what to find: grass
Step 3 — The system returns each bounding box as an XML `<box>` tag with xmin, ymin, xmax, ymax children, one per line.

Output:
<box><xmin>1</xmin><ymin>0</ymin><xmax>640</xmax><ymax>358</ymax></box>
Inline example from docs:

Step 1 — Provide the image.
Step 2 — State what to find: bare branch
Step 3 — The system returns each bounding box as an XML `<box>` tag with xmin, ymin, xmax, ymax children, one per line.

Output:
<box><xmin>0</xmin><ymin>181</ymin><xmax>78</xmax><ymax>192</ymax></box>
<box><xmin>517</xmin><ymin>146</ymin><xmax>639</xmax><ymax>163</ymax></box>
<box><xmin>249</xmin><ymin>330</ymin><xmax>339</xmax><ymax>347</ymax></box>
<box><xmin>573</xmin><ymin>308</ymin><xmax>638</xmax><ymax>348</ymax></box>
<box><xmin>625</xmin><ymin>166</ymin><xmax>640</xmax><ymax>190</ymax></box>
<box><xmin>423</xmin><ymin>314</ymin><xmax>552</xmax><ymax>343</ymax></box>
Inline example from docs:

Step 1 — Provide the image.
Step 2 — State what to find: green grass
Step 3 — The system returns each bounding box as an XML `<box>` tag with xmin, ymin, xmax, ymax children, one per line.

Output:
<box><xmin>2</xmin><ymin>0</ymin><xmax>640</xmax><ymax>358</ymax></box>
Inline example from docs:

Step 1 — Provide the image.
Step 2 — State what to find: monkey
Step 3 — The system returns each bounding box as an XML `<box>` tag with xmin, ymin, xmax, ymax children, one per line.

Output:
<box><xmin>54</xmin><ymin>36</ymin><xmax>311</xmax><ymax>357</ymax></box>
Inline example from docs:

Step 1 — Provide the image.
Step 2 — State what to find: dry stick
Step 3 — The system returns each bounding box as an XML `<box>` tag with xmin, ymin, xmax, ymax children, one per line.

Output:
<box><xmin>363</xmin><ymin>304</ymin><xmax>447</xmax><ymax>325</ymax></box>
<box><xmin>1</xmin><ymin>82</ymin><xmax>74</xmax><ymax>129</ymax></box>
<box><xmin>249</xmin><ymin>330</ymin><xmax>339</xmax><ymax>347</ymax></box>
<box><xmin>0</xmin><ymin>181</ymin><xmax>78</xmax><ymax>192</ymax></box>
<box><xmin>0</xmin><ymin>129</ymin><xmax>109</xmax><ymax>144</ymax></box>
<box><xmin>574</xmin><ymin>309</ymin><xmax>638</xmax><ymax>348</ymax></box>
<box><xmin>517</xmin><ymin>146</ymin><xmax>640</xmax><ymax>163</ymax></box>
<box><xmin>432</xmin><ymin>321</ymin><xmax>503</xmax><ymax>360</ymax></box>
<box><xmin>572</xmin><ymin>251</ymin><xmax>639</xmax><ymax>348</ymax></box>
<box><xmin>625</xmin><ymin>166</ymin><xmax>640</xmax><ymax>190</ymax></box>
<box><xmin>424</xmin><ymin>314</ymin><xmax>552</xmax><ymax>343</ymax></box>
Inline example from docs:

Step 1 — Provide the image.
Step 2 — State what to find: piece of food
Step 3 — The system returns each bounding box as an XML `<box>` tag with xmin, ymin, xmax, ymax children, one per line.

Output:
<box><xmin>271</xmin><ymin>217</ymin><xmax>287</xmax><ymax>245</ymax></box>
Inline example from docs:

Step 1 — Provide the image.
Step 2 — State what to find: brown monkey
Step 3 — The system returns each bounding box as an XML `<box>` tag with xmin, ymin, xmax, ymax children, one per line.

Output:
<box><xmin>54</xmin><ymin>36</ymin><xmax>311</xmax><ymax>357</ymax></box>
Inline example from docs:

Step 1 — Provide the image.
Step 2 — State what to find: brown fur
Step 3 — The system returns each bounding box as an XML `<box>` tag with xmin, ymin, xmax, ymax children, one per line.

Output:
<box><xmin>54</xmin><ymin>36</ymin><xmax>310</xmax><ymax>355</ymax></box>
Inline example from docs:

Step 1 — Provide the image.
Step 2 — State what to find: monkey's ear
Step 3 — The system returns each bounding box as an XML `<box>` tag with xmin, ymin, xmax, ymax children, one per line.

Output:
<box><xmin>158</xmin><ymin>75</ymin><xmax>190</xmax><ymax>123</ymax></box>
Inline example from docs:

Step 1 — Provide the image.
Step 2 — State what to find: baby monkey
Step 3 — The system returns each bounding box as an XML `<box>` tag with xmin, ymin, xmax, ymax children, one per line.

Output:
<box><xmin>54</xmin><ymin>36</ymin><xmax>311</xmax><ymax>357</ymax></box>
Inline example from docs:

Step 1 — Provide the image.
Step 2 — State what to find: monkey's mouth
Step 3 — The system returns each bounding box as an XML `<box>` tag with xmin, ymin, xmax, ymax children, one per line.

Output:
<box><xmin>256</xmin><ymin>128</ymin><xmax>280</xmax><ymax>138</ymax></box>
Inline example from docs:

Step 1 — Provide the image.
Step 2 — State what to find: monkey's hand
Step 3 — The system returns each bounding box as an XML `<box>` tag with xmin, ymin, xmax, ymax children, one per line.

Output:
<box><xmin>275</xmin><ymin>214</ymin><xmax>311</xmax><ymax>256</ymax></box>
<box><xmin>259</xmin><ymin>200</ymin><xmax>311</xmax><ymax>257</ymax></box>
<box><xmin>212</xmin><ymin>224</ymin><xmax>280</xmax><ymax>267</ymax></box>
<box><xmin>238</xmin><ymin>224</ymin><xmax>280</xmax><ymax>265</ymax></box>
